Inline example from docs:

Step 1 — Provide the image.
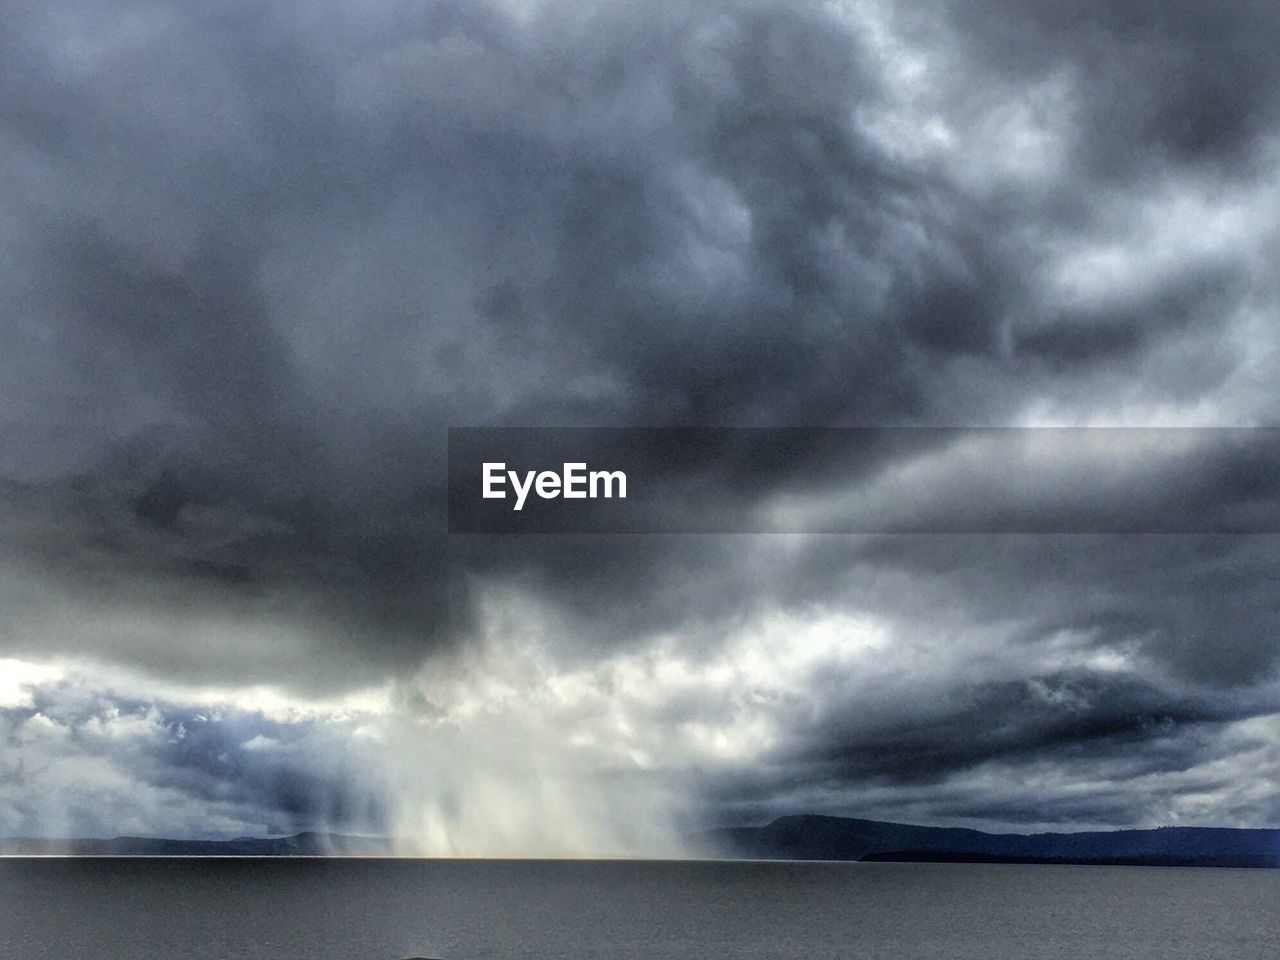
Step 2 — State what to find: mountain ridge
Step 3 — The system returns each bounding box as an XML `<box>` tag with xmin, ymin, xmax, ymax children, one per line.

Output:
<box><xmin>703</xmin><ymin>814</ymin><xmax>1280</xmax><ymax>868</ymax></box>
<box><xmin>0</xmin><ymin>831</ymin><xmax>393</xmax><ymax>857</ymax></box>
<box><xmin>4</xmin><ymin>816</ymin><xmax>1278</xmax><ymax>866</ymax></box>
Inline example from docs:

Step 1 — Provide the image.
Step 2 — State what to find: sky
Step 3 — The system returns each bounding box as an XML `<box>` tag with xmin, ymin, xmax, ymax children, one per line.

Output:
<box><xmin>1</xmin><ymin>0</ymin><xmax>1279</xmax><ymax>853</ymax></box>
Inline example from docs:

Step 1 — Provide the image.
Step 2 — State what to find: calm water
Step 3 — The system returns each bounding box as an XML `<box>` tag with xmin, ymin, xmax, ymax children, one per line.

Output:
<box><xmin>1</xmin><ymin>858</ymin><xmax>1276</xmax><ymax>960</ymax></box>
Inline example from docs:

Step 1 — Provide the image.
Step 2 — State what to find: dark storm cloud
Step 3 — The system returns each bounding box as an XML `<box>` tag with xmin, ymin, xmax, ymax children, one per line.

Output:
<box><xmin>930</xmin><ymin>0</ymin><xmax>1280</xmax><ymax>175</ymax></box>
<box><xmin>798</xmin><ymin>669</ymin><xmax>1265</xmax><ymax>782</ymax></box>
<box><xmin>693</xmin><ymin>659</ymin><xmax>1280</xmax><ymax>830</ymax></box>
<box><xmin>2</xmin><ymin>0</ymin><xmax>1279</xmax><ymax>833</ymax></box>
<box><xmin>1</xmin><ymin>0</ymin><xmax>960</xmax><ymax>680</ymax></box>
<box><xmin>769</xmin><ymin>534</ymin><xmax>1280</xmax><ymax>686</ymax></box>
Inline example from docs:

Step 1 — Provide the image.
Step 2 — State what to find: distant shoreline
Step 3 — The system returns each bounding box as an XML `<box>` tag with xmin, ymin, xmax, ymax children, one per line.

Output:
<box><xmin>4</xmin><ymin>815</ymin><xmax>1278</xmax><ymax>868</ymax></box>
<box><xmin>701</xmin><ymin>814</ymin><xmax>1280</xmax><ymax>869</ymax></box>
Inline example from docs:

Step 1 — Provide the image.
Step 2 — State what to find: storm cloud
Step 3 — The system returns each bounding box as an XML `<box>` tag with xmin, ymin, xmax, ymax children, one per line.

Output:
<box><xmin>1</xmin><ymin>0</ymin><xmax>1278</xmax><ymax>845</ymax></box>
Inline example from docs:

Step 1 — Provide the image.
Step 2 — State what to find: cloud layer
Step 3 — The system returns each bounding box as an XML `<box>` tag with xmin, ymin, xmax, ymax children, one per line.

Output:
<box><xmin>2</xmin><ymin>0</ymin><xmax>1278</xmax><ymax>845</ymax></box>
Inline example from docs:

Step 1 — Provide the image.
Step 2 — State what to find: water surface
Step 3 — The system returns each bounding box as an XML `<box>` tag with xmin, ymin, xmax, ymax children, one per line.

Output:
<box><xmin>1</xmin><ymin>858</ymin><xmax>1276</xmax><ymax>959</ymax></box>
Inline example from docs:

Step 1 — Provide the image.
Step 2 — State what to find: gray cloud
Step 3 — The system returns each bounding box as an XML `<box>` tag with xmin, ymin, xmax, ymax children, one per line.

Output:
<box><xmin>0</xmin><ymin>679</ymin><xmax>384</xmax><ymax>839</ymax></box>
<box><xmin>1</xmin><ymin>0</ymin><xmax>1279</xmax><ymax>840</ymax></box>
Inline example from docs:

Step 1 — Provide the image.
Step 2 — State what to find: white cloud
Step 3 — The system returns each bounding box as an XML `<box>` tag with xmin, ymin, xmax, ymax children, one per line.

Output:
<box><xmin>0</xmin><ymin>659</ymin><xmax>65</xmax><ymax>709</ymax></box>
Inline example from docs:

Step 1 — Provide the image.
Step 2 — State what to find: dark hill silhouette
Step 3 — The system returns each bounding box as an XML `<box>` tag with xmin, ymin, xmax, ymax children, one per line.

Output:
<box><xmin>0</xmin><ymin>832</ymin><xmax>392</xmax><ymax>857</ymax></box>
<box><xmin>704</xmin><ymin>815</ymin><xmax>1280</xmax><ymax>868</ymax></box>
<box><xmin>5</xmin><ymin>818</ymin><xmax>1278</xmax><ymax>866</ymax></box>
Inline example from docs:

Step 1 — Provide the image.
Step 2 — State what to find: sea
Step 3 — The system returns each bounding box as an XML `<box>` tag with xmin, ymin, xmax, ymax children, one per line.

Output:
<box><xmin>1</xmin><ymin>858</ymin><xmax>1276</xmax><ymax>959</ymax></box>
